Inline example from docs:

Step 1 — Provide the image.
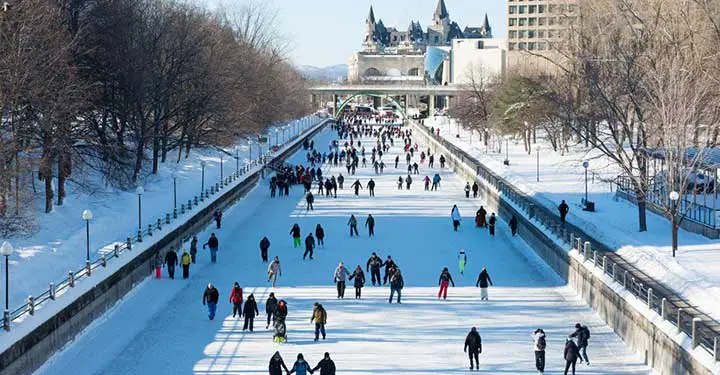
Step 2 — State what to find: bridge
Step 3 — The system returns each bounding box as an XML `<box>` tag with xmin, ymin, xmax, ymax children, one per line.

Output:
<box><xmin>308</xmin><ymin>84</ymin><xmax>471</xmax><ymax>118</ymax></box>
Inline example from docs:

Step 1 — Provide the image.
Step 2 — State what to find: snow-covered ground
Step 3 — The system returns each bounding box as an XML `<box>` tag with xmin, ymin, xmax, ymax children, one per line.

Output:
<box><xmin>428</xmin><ymin>117</ymin><xmax>720</xmax><ymax>322</ymax></box>
<box><xmin>0</xmin><ymin>116</ymin><xmax>320</xmax><ymax>323</ymax></box>
<box><xmin>35</xmin><ymin>125</ymin><xmax>651</xmax><ymax>375</ymax></box>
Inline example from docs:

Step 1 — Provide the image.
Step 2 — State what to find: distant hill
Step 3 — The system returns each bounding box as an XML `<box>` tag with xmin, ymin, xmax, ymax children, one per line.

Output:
<box><xmin>297</xmin><ymin>64</ymin><xmax>348</xmax><ymax>81</ymax></box>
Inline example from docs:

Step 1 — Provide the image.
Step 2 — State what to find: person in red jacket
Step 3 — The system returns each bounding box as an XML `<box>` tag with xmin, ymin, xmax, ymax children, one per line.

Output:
<box><xmin>229</xmin><ymin>282</ymin><xmax>243</xmax><ymax>318</ymax></box>
<box><xmin>438</xmin><ymin>267</ymin><xmax>455</xmax><ymax>300</ymax></box>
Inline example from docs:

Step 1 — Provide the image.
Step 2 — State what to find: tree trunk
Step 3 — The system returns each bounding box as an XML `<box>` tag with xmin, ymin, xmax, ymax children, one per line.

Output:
<box><xmin>57</xmin><ymin>153</ymin><xmax>65</xmax><ymax>206</ymax></box>
<box><xmin>152</xmin><ymin>115</ymin><xmax>160</xmax><ymax>174</ymax></box>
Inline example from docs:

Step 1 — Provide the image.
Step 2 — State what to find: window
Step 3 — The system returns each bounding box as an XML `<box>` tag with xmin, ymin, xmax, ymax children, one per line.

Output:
<box><xmin>509</xmin><ymin>18</ymin><xmax>517</xmax><ymax>26</ymax></box>
<box><xmin>529</xmin><ymin>5</ymin><xmax>536</xmax><ymax>13</ymax></box>
<box><xmin>538</xmin><ymin>17</ymin><xmax>546</xmax><ymax>26</ymax></box>
<box><xmin>477</xmin><ymin>41</ymin><xmax>484</xmax><ymax>49</ymax></box>
<box><xmin>509</xmin><ymin>30</ymin><xmax>518</xmax><ymax>39</ymax></box>
<box><xmin>528</xmin><ymin>42</ymin><xmax>536</xmax><ymax>50</ymax></box>
<box><xmin>538</xmin><ymin>42</ymin><xmax>547</xmax><ymax>50</ymax></box>
<box><xmin>548</xmin><ymin>4</ymin><xmax>556</xmax><ymax>12</ymax></box>
<box><xmin>519</xmin><ymin>42</ymin><xmax>527</xmax><ymax>50</ymax></box>
<box><xmin>528</xmin><ymin>30</ymin><xmax>536</xmax><ymax>38</ymax></box>
<box><xmin>548</xmin><ymin>17</ymin><xmax>556</xmax><ymax>26</ymax></box>
<box><xmin>518</xmin><ymin>18</ymin><xmax>526</xmax><ymax>26</ymax></box>
<box><xmin>509</xmin><ymin>5</ymin><xmax>517</xmax><ymax>14</ymax></box>
<box><xmin>529</xmin><ymin>17</ymin><xmax>537</xmax><ymax>26</ymax></box>
<box><xmin>508</xmin><ymin>42</ymin><xmax>517</xmax><ymax>51</ymax></box>
<box><xmin>519</xmin><ymin>5</ymin><xmax>526</xmax><ymax>14</ymax></box>
<box><xmin>519</xmin><ymin>30</ymin><xmax>527</xmax><ymax>38</ymax></box>
<box><xmin>434</xmin><ymin>36</ymin><xmax>439</xmax><ymax>43</ymax></box>
<box><xmin>537</xmin><ymin>30</ymin><xmax>546</xmax><ymax>38</ymax></box>
<box><xmin>538</xmin><ymin>4</ymin><xmax>545</xmax><ymax>13</ymax></box>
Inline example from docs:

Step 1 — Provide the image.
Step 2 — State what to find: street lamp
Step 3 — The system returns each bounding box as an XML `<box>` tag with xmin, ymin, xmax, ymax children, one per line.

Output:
<box><xmin>136</xmin><ymin>186</ymin><xmax>144</xmax><ymax>231</ymax></box>
<box><xmin>235</xmin><ymin>146</ymin><xmax>240</xmax><ymax>174</ymax></box>
<box><xmin>536</xmin><ymin>146</ymin><xmax>541</xmax><ymax>182</ymax></box>
<box><xmin>670</xmin><ymin>190</ymin><xmax>680</xmax><ymax>257</ymax></box>
<box><xmin>0</xmin><ymin>241</ymin><xmax>13</xmax><ymax>331</ymax></box>
<box><xmin>82</xmin><ymin>209</ymin><xmax>93</xmax><ymax>274</ymax></box>
<box><xmin>200</xmin><ymin>161</ymin><xmax>206</xmax><ymax>194</ymax></box>
<box><xmin>171</xmin><ymin>172</ymin><xmax>177</xmax><ymax>210</ymax></box>
<box><xmin>582</xmin><ymin>161</ymin><xmax>589</xmax><ymax>203</ymax></box>
<box><xmin>220</xmin><ymin>156</ymin><xmax>224</xmax><ymax>181</ymax></box>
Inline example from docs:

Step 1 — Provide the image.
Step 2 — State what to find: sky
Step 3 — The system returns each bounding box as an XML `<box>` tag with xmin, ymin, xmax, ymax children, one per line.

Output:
<box><xmin>214</xmin><ymin>0</ymin><xmax>506</xmax><ymax>67</ymax></box>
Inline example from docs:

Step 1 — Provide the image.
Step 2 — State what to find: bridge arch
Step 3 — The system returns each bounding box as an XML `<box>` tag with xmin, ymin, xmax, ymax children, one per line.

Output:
<box><xmin>362</xmin><ymin>67</ymin><xmax>382</xmax><ymax>77</ymax></box>
<box><xmin>335</xmin><ymin>93</ymin><xmax>407</xmax><ymax>119</ymax></box>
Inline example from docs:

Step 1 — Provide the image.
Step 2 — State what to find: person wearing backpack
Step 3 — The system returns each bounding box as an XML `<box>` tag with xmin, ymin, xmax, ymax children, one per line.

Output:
<box><xmin>532</xmin><ymin>328</ymin><xmax>547</xmax><ymax>374</ymax></box>
<box><xmin>563</xmin><ymin>338</ymin><xmax>581</xmax><ymax>375</ymax></box>
<box><xmin>569</xmin><ymin>323</ymin><xmax>591</xmax><ymax>365</ymax></box>
<box><xmin>464</xmin><ymin>327</ymin><xmax>482</xmax><ymax>371</ymax></box>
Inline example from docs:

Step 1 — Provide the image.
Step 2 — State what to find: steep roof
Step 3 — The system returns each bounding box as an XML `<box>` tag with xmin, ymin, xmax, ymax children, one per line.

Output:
<box><xmin>367</xmin><ymin>6</ymin><xmax>376</xmax><ymax>24</ymax></box>
<box><xmin>434</xmin><ymin>0</ymin><xmax>449</xmax><ymax>19</ymax></box>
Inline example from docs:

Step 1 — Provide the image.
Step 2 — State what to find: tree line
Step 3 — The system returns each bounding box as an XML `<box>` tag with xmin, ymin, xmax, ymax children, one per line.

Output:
<box><xmin>452</xmin><ymin>0</ymin><xmax>720</xmax><ymax>244</ymax></box>
<box><xmin>0</xmin><ymin>0</ymin><xmax>310</xmax><ymax>235</ymax></box>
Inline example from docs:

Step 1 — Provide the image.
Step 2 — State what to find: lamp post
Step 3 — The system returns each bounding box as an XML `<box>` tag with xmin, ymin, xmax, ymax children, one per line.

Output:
<box><xmin>200</xmin><ymin>161</ymin><xmax>206</xmax><ymax>194</ymax></box>
<box><xmin>536</xmin><ymin>146</ymin><xmax>541</xmax><ymax>182</ymax></box>
<box><xmin>670</xmin><ymin>191</ymin><xmax>680</xmax><ymax>257</ymax></box>
<box><xmin>82</xmin><ymin>209</ymin><xmax>93</xmax><ymax>274</ymax></box>
<box><xmin>504</xmin><ymin>138</ymin><xmax>509</xmax><ymax>165</ymax></box>
<box><xmin>171</xmin><ymin>172</ymin><xmax>177</xmax><ymax>210</ymax></box>
<box><xmin>235</xmin><ymin>146</ymin><xmax>240</xmax><ymax>174</ymax></box>
<box><xmin>220</xmin><ymin>156</ymin><xmax>224</xmax><ymax>181</ymax></box>
<box><xmin>582</xmin><ymin>161</ymin><xmax>589</xmax><ymax>203</ymax></box>
<box><xmin>1</xmin><ymin>241</ymin><xmax>13</xmax><ymax>331</ymax></box>
<box><xmin>136</xmin><ymin>186</ymin><xmax>144</xmax><ymax>231</ymax></box>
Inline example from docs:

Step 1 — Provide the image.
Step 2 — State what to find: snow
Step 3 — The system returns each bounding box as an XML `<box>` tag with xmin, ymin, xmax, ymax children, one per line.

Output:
<box><xmin>35</xmin><ymin>125</ymin><xmax>651</xmax><ymax>375</ymax></box>
<box><xmin>0</xmin><ymin>116</ymin><xmax>323</xmax><ymax>349</ymax></box>
<box><xmin>427</xmin><ymin>116</ymin><xmax>720</xmax><ymax>323</ymax></box>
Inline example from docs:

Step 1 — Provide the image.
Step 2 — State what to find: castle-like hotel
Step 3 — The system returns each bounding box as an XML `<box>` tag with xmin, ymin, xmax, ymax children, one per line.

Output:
<box><xmin>348</xmin><ymin>0</ymin><xmax>502</xmax><ymax>84</ymax></box>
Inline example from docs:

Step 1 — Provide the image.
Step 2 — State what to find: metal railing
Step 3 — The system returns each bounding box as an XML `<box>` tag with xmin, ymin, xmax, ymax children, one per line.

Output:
<box><xmin>1</xmin><ymin>118</ymin><xmax>327</xmax><ymax>332</ymax></box>
<box><xmin>413</xmin><ymin>121</ymin><xmax>720</xmax><ymax>362</ymax></box>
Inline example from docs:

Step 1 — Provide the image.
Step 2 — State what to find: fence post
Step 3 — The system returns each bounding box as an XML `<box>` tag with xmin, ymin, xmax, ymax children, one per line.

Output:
<box><xmin>584</xmin><ymin>241</ymin><xmax>591</xmax><ymax>261</ymax></box>
<box><xmin>27</xmin><ymin>296</ymin><xmax>34</xmax><ymax>316</ymax></box>
<box><xmin>623</xmin><ymin>270</ymin><xmax>629</xmax><ymax>288</ymax></box>
<box><xmin>101</xmin><ymin>254</ymin><xmax>107</xmax><ymax>267</ymax></box>
<box><xmin>647</xmin><ymin>288</ymin><xmax>653</xmax><ymax>310</ymax></box>
<box><xmin>49</xmin><ymin>282</ymin><xmax>55</xmax><ymax>300</ymax></box>
<box><xmin>148</xmin><ymin>224</ymin><xmax>153</xmax><ymax>237</ymax></box>
<box><xmin>173</xmin><ymin>207</ymin><xmax>177</xmax><ymax>219</ymax></box>
<box><xmin>137</xmin><ymin>229</ymin><xmax>143</xmax><ymax>243</ymax></box>
<box><xmin>166</xmin><ymin>213</ymin><xmax>171</xmax><ymax>224</ymax></box>
<box><xmin>69</xmin><ymin>271</ymin><xmax>75</xmax><ymax>288</ymax></box>
<box><xmin>181</xmin><ymin>204</ymin><xmax>185</xmax><ymax>215</ymax></box>
<box><xmin>661</xmin><ymin>298</ymin><xmax>668</xmax><ymax>320</ymax></box>
<box><xmin>692</xmin><ymin>318</ymin><xmax>700</xmax><ymax>349</ymax></box>
<box><xmin>200</xmin><ymin>192</ymin><xmax>204</xmax><ymax>202</ymax></box>
<box><xmin>677</xmin><ymin>308</ymin><xmax>683</xmax><ymax>334</ymax></box>
<box><xmin>157</xmin><ymin>218</ymin><xmax>162</xmax><ymax>231</ymax></box>
<box><xmin>114</xmin><ymin>244</ymin><xmax>120</xmax><ymax>258</ymax></box>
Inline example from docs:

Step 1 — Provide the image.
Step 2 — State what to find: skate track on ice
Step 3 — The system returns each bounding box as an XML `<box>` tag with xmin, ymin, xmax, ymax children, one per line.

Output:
<box><xmin>35</xmin><ymin>126</ymin><xmax>651</xmax><ymax>375</ymax></box>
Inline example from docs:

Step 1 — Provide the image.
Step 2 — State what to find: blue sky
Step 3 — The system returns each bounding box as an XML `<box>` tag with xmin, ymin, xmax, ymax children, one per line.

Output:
<box><xmin>216</xmin><ymin>0</ymin><xmax>506</xmax><ymax>67</ymax></box>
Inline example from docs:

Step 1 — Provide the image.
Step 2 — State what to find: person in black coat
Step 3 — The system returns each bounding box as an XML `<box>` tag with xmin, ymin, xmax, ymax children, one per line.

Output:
<box><xmin>349</xmin><ymin>265</ymin><xmax>366</xmax><ymax>299</ymax></box>
<box><xmin>265</xmin><ymin>292</ymin><xmax>278</xmax><ymax>329</ymax></box>
<box><xmin>260</xmin><ymin>237</ymin><xmax>270</xmax><ymax>263</ymax></box>
<box><xmin>242</xmin><ymin>294</ymin><xmax>259</xmax><ymax>331</ymax></box>
<box><xmin>488</xmin><ymin>213</ymin><xmax>497</xmax><ymax>236</ymax></box>
<box><xmin>509</xmin><ymin>215</ymin><xmax>518</xmax><ymax>236</ymax></box>
<box><xmin>569</xmin><ymin>323</ymin><xmax>591</xmax><ymax>365</ymax></box>
<box><xmin>315</xmin><ymin>224</ymin><xmax>325</xmax><ymax>247</ymax></box>
<box><xmin>306</xmin><ymin>192</ymin><xmax>314</xmax><ymax>211</ymax></box>
<box><xmin>564</xmin><ymin>338</ymin><xmax>581</xmax><ymax>375</ymax></box>
<box><xmin>476</xmin><ymin>268</ymin><xmax>493</xmax><ymax>301</ymax></box>
<box><xmin>437</xmin><ymin>267</ymin><xmax>455</xmax><ymax>300</ymax></box>
<box><xmin>464</xmin><ymin>327</ymin><xmax>482</xmax><ymax>370</ymax></box>
<box><xmin>365</xmin><ymin>214</ymin><xmax>375</xmax><ymax>236</ymax></box>
<box><xmin>312</xmin><ymin>352</ymin><xmax>336</xmax><ymax>375</ymax></box>
<box><xmin>559</xmin><ymin>200</ymin><xmax>569</xmax><ymax>223</ymax></box>
<box><xmin>304</xmin><ymin>233</ymin><xmax>315</xmax><ymax>260</ymax></box>
<box><xmin>366</xmin><ymin>252</ymin><xmax>383</xmax><ymax>286</ymax></box>
<box><xmin>164</xmin><ymin>249</ymin><xmax>178</xmax><ymax>279</ymax></box>
<box><xmin>269</xmin><ymin>351</ymin><xmax>290</xmax><ymax>375</ymax></box>
<box><xmin>382</xmin><ymin>256</ymin><xmax>396</xmax><ymax>285</ymax></box>
<box><xmin>472</xmin><ymin>182</ymin><xmax>479</xmax><ymax>198</ymax></box>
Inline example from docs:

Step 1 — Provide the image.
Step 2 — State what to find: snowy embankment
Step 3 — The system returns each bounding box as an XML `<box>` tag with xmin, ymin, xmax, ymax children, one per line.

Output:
<box><xmin>0</xmin><ymin>116</ymin><xmax>324</xmax><ymax>349</ymax></box>
<box><xmin>428</xmin><ymin>116</ymin><xmax>720</xmax><ymax>323</ymax></box>
<box><xmin>34</xmin><ymin>124</ymin><xmax>651</xmax><ymax>375</ymax></box>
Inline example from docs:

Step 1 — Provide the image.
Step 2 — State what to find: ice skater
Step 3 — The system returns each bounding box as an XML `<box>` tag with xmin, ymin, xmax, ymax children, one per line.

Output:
<box><xmin>202</xmin><ymin>283</ymin><xmax>219</xmax><ymax>320</ymax></box>
<box><xmin>451</xmin><ymin>205</ymin><xmax>461</xmax><ymax>231</ymax></box>
<box><xmin>475</xmin><ymin>267</ymin><xmax>493</xmax><ymax>300</ymax></box>
<box><xmin>437</xmin><ymin>267</ymin><xmax>455</xmax><ymax>300</ymax></box>
<box><xmin>464</xmin><ymin>327</ymin><xmax>482</xmax><ymax>371</ymax></box>
<box><xmin>458</xmin><ymin>249</ymin><xmax>467</xmax><ymax>275</ymax></box>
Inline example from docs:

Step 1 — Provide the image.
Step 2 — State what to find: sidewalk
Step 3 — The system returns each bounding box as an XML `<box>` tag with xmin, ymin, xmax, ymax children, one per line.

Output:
<box><xmin>427</xmin><ymin>116</ymin><xmax>720</xmax><ymax>321</ymax></box>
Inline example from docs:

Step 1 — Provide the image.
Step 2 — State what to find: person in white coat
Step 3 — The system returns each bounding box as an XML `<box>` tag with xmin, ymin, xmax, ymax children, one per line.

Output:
<box><xmin>532</xmin><ymin>328</ymin><xmax>547</xmax><ymax>374</ymax></box>
<box><xmin>333</xmin><ymin>261</ymin><xmax>351</xmax><ymax>299</ymax></box>
<box><xmin>451</xmin><ymin>205</ymin><xmax>461</xmax><ymax>231</ymax></box>
<box><xmin>267</xmin><ymin>257</ymin><xmax>282</xmax><ymax>287</ymax></box>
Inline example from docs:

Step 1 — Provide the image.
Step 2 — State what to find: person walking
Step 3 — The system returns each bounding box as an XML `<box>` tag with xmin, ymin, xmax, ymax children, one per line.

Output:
<box><xmin>229</xmin><ymin>282</ymin><xmax>243</xmax><ymax>318</ymax></box>
<box><xmin>477</xmin><ymin>207</ymin><xmax>487</xmax><ymax>228</ymax></box>
<box><xmin>265</xmin><ymin>292</ymin><xmax>278</xmax><ymax>329</ymax></box>
<box><xmin>333</xmin><ymin>262</ymin><xmax>350</xmax><ymax>298</ymax></box>
<box><xmin>397</xmin><ymin>176</ymin><xmax>403</xmax><ymax>190</ymax></box>
<box><xmin>569</xmin><ymin>323</ymin><xmax>591</xmax><ymax>365</ymax></box>
<box><xmin>181</xmin><ymin>250</ymin><xmax>191</xmax><ymax>279</ymax></box>
<box><xmin>338</xmin><ymin>174</ymin><xmax>344</xmax><ymax>189</ymax></box>
<box><xmin>388</xmin><ymin>268</ymin><xmax>404</xmax><ymax>304</ymax></box>
<box><xmin>290</xmin><ymin>224</ymin><xmax>302</xmax><ymax>248</ymax></box>
<box><xmin>351</xmin><ymin>179</ymin><xmax>363</xmax><ymax>196</ymax></box>
<box><xmin>533</xmin><ymin>329</ymin><xmax>547</xmax><ymax>374</ymax></box>
<box><xmin>382</xmin><ymin>256</ymin><xmax>396</xmax><ymax>285</ymax></box>
<box><xmin>472</xmin><ymin>182</ymin><xmax>479</xmax><ymax>198</ymax></box>
<box><xmin>509</xmin><ymin>215</ymin><xmax>518</xmax><ymax>236</ymax></box>
<box><xmin>451</xmin><ymin>205</ymin><xmax>461</xmax><ymax>231</ymax></box>
<box><xmin>311</xmin><ymin>302</ymin><xmax>328</xmax><ymax>341</ymax></box>
<box><xmin>348</xmin><ymin>214</ymin><xmax>359</xmax><ymax>237</ymax></box>
<box><xmin>304</xmin><ymin>233</ymin><xmax>316</xmax><ymax>260</ymax></box>
<box><xmin>424</xmin><ymin>175</ymin><xmax>431</xmax><ymax>190</ymax></box>
<box><xmin>153</xmin><ymin>253</ymin><xmax>163</xmax><ymax>279</ymax></box>
<box><xmin>439</xmin><ymin>154</ymin><xmax>446</xmax><ymax>168</ymax></box>
<box><xmin>432</xmin><ymin>173</ymin><xmax>441</xmax><ymax>191</ymax></box>
<box><xmin>564</xmin><ymin>338</ymin><xmax>581</xmax><ymax>375</ymax></box>
<box><xmin>464</xmin><ymin>327</ymin><xmax>482</xmax><ymax>371</ymax></box>
<box><xmin>190</xmin><ymin>235</ymin><xmax>198</xmax><ymax>264</ymax></box>
<box><xmin>267</xmin><ymin>256</ymin><xmax>282</xmax><ymax>287</ymax></box>
<box><xmin>349</xmin><ymin>265</ymin><xmax>365</xmax><ymax>299</ymax></box>
<box><xmin>488</xmin><ymin>213</ymin><xmax>497</xmax><ymax>236</ymax></box>
<box><xmin>315</xmin><ymin>224</ymin><xmax>325</xmax><ymax>247</ymax></box>
<box><xmin>242</xmin><ymin>294</ymin><xmax>259</xmax><ymax>331</ymax></box>
<box><xmin>306</xmin><ymin>192</ymin><xmax>315</xmax><ymax>211</ymax></box>
<box><xmin>289</xmin><ymin>353</ymin><xmax>313</xmax><ymax>375</ymax></box>
<box><xmin>458</xmin><ymin>249</ymin><xmax>467</xmax><ymax>275</ymax></box>
<box><xmin>202</xmin><ymin>283</ymin><xmax>219</xmax><ymax>320</ymax></box>
<box><xmin>213</xmin><ymin>209</ymin><xmax>222</xmax><ymax>229</ymax></box>
<box><xmin>366</xmin><ymin>252</ymin><xmax>383</xmax><ymax>286</ymax></box>
<box><xmin>405</xmin><ymin>174</ymin><xmax>412</xmax><ymax>190</ymax></box>
<box><xmin>269</xmin><ymin>351</ymin><xmax>290</xmax><ymax>375</ymax></box>
<box><xmin>395</xmin><ymin>155</ymin><xmax>399</xmax><ymax>168</ymax></box>
<box><xmin>203</xmin><ymin>233</ymin><xmax>219</xmax><ymax>263</ymax></box>
<box><xmin>559</xmin><ymin>200</ymin><xmax>569</xmax><ymax>223</ymax></box>
<box><xmin>437</xmin><ymin>267</ymin><xmax>455</xmax><ymax>300</ymax></box>
<box><xmin>476</xmin><ymin>267</ymin><xmax>493</xmax><ymax>300</ymax></box>
<box><xmin>365</xmin><ymin>214</ymin><xmax>375</xmax><ymax>236</ymax></box>
<box><xmin>464</xmin><ymin>182</ymin><xmax>471</xmax><ymax>198</ymax></box>
<box><xmin>164</xmin><ymin>249</ymin><xmax>178</xmax><ymax>279</ymax></box>
<box><xmin>260</xmin><ymin>236</ymin><xmax>271</xmax><ymax>263</ymax></box>
<box><xmin>367</xmin><ymin>178</ymin><xmax>375</xmax><ymax>197</ymax></box>
<box><xmin>311</xmin><ymin>352</ymin><xmax>336</xmax><ymax>375</ymax></box>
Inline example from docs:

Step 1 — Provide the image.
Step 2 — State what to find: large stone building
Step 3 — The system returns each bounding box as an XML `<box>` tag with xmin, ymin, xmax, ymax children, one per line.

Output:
<box><xmin>348</xmin><ymin>0</ymin><xmax>494</xmax><ymax>83</ymax></box>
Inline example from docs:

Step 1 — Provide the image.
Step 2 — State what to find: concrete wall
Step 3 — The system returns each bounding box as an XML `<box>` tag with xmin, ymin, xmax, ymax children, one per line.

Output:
<box><xmin>0</xmin><ymin>121</ymin><xmax>331</xmax><ymax>375</ymax></box>
<box><xmin>411</xmin><ymin>121</ymin><xmax>714</xmax><ymax>375</ymax></box>
<box><xmin>450</xmin><ymin>38</ymin><xmax>506</xmax><ymax>84</ymax></box>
